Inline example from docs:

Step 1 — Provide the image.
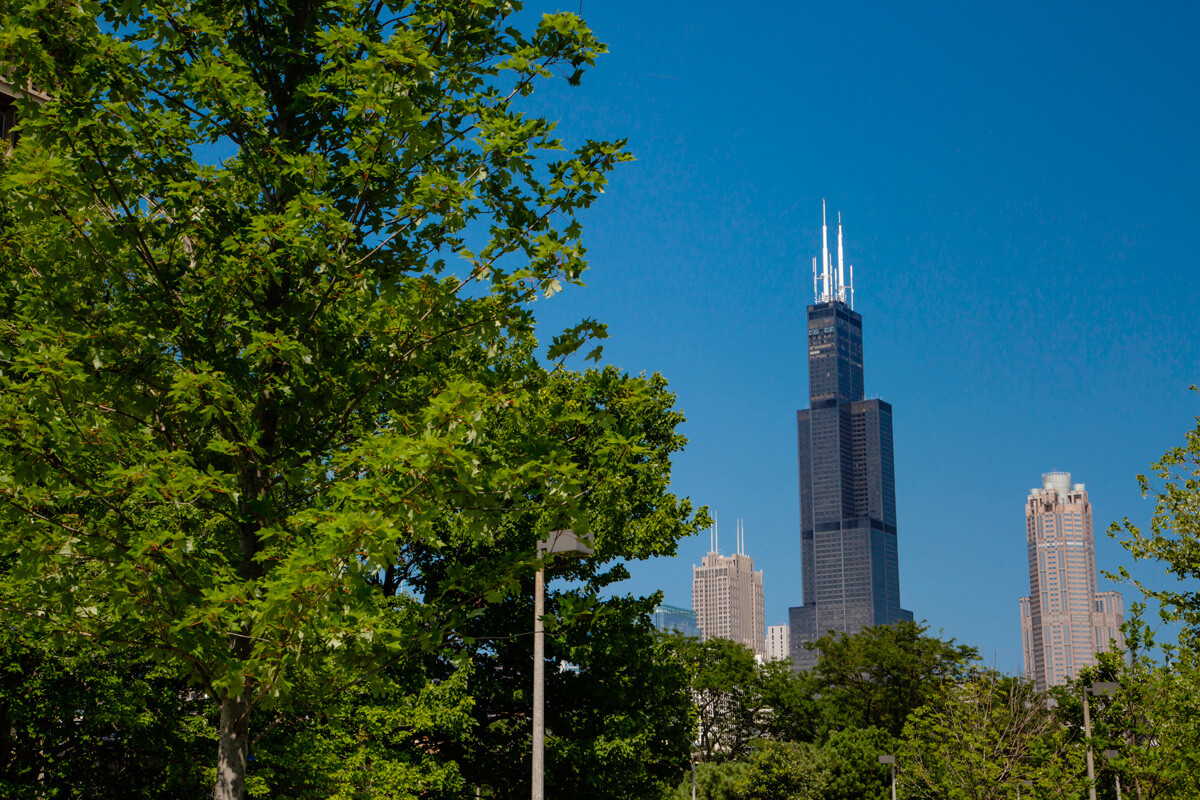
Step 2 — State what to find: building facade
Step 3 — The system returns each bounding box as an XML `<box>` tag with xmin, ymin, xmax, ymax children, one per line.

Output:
<box><xmin>765</xmin><ymin>624</ymin><xmax>790</xmax><ymax>662</ymax></box>
<box><xmin>789</xmin><ymin>205</ymin><xmax>912</xmax><ymax>670</ymax></box>
<box><xmin>652</xmin><ymin>604</ymin><xmax>700</xmax><ymax>638</ymax></box>
<box><xmin>693</xmin><ymin>522</ymin><xmax>766</xmax><ymax>657</ymax></box>
<box><xmin>1020</xmin><ymin>472</ymin><xmax>1124</xmax><ymax>691</ymax></box>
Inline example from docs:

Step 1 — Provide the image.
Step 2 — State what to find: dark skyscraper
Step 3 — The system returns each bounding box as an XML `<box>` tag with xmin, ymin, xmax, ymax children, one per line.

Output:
<box><xmin>789</xmin><ymin>204</ymin><xmax>911</xmax><ymax>670</ymax></box>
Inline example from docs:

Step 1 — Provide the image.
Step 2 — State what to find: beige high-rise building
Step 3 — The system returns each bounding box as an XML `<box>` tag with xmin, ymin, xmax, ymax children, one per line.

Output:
<box><xmin>692</xmin><ymin>521</ymin><xmax>765</xmax><ymax>658</ymax></box>
<box><xmin>765</xmin><ymin>624</ymin><xmax>790</xmax><ymax>662</ymax></box>
<box><xmin>1020</xmin><ymin>472</ymin><xmax>1124</xmax><ymax>692</ymax></box>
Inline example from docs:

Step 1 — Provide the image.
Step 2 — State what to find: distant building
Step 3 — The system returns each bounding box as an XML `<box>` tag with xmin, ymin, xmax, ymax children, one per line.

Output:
<box><xmin>1020</xmin><ymin>472</ymin><xmax>1124</xmax><ymax>692</ymax></box>
<box><xmin>693</xmin><ymin>521</ymin><xmax>765</xmax><ymax>658</ymax></box>
<box><xmin>765</xmin><ymin>624</ymin><xmax>790</xmax><ymax>662</ymax></box>
<box><xmin>789</xmin><ymin>204</ymin><xmax>912</xmax><ymax>671</ymax></box>
<box><xmin>652</xmin><ymin>604</ymin><xmax>699</xmax><ymax>638</ymax></box>
<box><xmin>1</xmin><ymin>76</ymin><xmax>48</xmax><ymax>150</ymax></box>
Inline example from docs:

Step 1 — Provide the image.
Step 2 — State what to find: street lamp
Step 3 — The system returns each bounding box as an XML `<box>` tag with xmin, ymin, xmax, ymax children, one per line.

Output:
<box><xmin>533</xmin><ymin>529</ymin><xmax>593</xmax><ymax>800</ymax></box>
<box><xmin>878</xmin><ymin>755</ymin><xmax>896</xmax><ymax>800</ymax></box>
<box><xmin>1083</xmin><ymin>681</ymin><xmax>1118</xmax><ymax>800</ymax></box>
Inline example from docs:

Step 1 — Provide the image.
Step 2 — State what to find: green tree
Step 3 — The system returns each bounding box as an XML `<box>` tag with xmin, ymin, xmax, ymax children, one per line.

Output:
<box><xmin>666</xmin><ymin>761</ymin><xmax>751</xmax><ymax>800</ymax></box>
<box><xmin>754</xmin><ymin>657</ymin><xmax>821</xmax><ymax>745</ymax></box>
<box><xmin>1053</xmin><ymin>624</ymin><xmax>1200</xmax><ymax>800</ymax></box>
<box><xmin>671</xmin><ymin>636</ymin><xmax>760</xmax><ymax>762</ymax></box>
<box><xmin>820</xmin><ymin>726</ymin><xmax>895</xmax><ymax>800</ymax></box>
<box><xmin>1110</xmin><ymin>388</ymin><xmax>1200</xmax><ymax>645</ymax></box>
<box><xmin>733</xmin><ymin>740</ymin><xmax>826</xmax><ymax>800</ymax></box>
<box><xmin>0</xmin><ymin>628</ymin><xmax>211</xmax><ymax>798</ymax></box>
<box><xmin>1101</xmin><ymin>391</ymin><xmax>1200</xmax><ymax>798</ymax></box>
<box><xmin>246</xmin><ymin>646</ymin><xmax>476</xmax><ymax>800</ymax></box>
<box><xmin>404</xmin><ymin>366</ymin><xmax>700</xmax><ymax>799</ymax></box>
<box><xmin>0</xmin><ymin>2</ymin><xmax>664</xmax><ymax>797</ymax></box>
<box><xmin>809</xmin><ymin>621</ymin><xmax>979</xmax><ymax>737</ymax></box>
<box><xmin>899</xmin><ymin>670</ymin><xmax>1083</xmax><ymax>800</ymax></box>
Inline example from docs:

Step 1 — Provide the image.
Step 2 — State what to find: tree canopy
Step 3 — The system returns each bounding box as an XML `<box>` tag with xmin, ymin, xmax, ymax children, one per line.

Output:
<box><xmin>809</xmin><ymin>620</ymin><xmax>979</xmax><ymax>737</ymax></box>
<box><xmin>1110</xmin><ymin>386</ymin><xmax>1200</xmax><ymax>647</ymax></box>
<box><xmin>0</xmin><ymin>1</ymin><xmax>704</xmax><ymax>797</ymax></box>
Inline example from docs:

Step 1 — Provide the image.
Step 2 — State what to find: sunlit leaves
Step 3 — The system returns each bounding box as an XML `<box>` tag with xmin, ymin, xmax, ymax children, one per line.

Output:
<box><xmin>0</xmin><ymin>0</ymin><xmax>647</xmax><ymax>795</ymax></box>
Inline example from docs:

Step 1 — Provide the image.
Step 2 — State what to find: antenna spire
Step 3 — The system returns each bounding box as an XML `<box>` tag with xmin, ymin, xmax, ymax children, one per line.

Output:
<box><xmin>821</xmin><ymin>200</ymin><xmax>830</xmax><ymax>302</ymax></box>
<box><xmin>837</xmin><ymin>212</ymin><xmax>845</xmax><ymax>302</ymax></box>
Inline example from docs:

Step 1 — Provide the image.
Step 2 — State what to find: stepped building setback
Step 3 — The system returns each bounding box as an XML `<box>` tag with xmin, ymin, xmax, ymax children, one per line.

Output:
<box><xmin>789</xmin><ymin>204</ymin><xmax>912</xmax><ymax>670</ymax></box>
<box><xmin>1019</xmin><ymin>472</ymin><xmax>1124</xmax><ymax>691</ymax></box>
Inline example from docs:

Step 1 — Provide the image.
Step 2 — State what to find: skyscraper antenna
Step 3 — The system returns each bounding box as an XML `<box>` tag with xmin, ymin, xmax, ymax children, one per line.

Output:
<box><xmin>821</xmin><ymin>200</ymin><xmax>830</xmax><ymax>302</ymax></box>
<box><xmin>837</xmin><ymin>212</ymin><xmax>845</xmax><ymax>302</ymax></box>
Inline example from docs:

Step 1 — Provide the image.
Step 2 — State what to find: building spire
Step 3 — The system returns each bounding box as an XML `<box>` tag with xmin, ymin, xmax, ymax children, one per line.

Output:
<box><xmin>821</xmin><ymin>200</ymin><xmax>830</xmax><ymax>303</ymax></box>
<box><xmin>811</xmin><ymin>202</ymin><xmax>855</xmax><ymax>307</ymax></box>
<box><xmin>837</xmin><ymin>211</ymin><xmax>845</xmax><ymax>302</ymax></box>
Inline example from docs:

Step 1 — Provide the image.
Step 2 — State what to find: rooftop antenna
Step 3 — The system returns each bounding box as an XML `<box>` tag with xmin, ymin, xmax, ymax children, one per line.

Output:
<box><xmin>812</xmin><ymin>256</ymin><xmax>818</xmax><ymax>303</ymax></box>
<box><xmin>821</xmin><ymin>200</ymin><xmax>830</xmax><ymax>302</ymax></box>
<box><xmin>849</xmin><ymin>262</ymin><xmax>855</xmax><ymax>309</ymax></box>
<box><xmin>837</xmin><ymin>211</ymin><xmax>845</xmax><ymax>303</ymax></box>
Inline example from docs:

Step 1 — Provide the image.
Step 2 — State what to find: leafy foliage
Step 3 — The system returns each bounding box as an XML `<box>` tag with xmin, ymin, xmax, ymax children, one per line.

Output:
<box><xmin>1110</xmin><ymin>386</ymin><xmax>1200</xmax><ymax>646</ymax></box>
<box><xmin>665</xmin><ymin>761</ymin><xmax>750</xmax><ymax>800</ymax></box>
<box><xmin>1054</xmin><ymin>628</ymin><xmax>1200</xmax><ymax>800</ymax></box>
<box><xmin>734</xmin><ymin>740</ymin><xmax>827</xmax><ymax>800</ymax></box>
<box><xmin>809</xmin><ymin>621</ymin><xmax>979</xmax><ymax>738</ymax></box>
<box><xmin>0</xmin><ymin>629</ymin><xmax>210</xmax><ymax>798</ymax></box>
<box><xmin>900</xmin><ymin>671</ymin><xmax>1083</xmax><ymax>800</ymax></box>
<box><xmin>669</xmin><ymin>636</ymin><xmax>762</xmax><ymax>763</ymax></box>
<box><xmin>0</xmin><ymin>1</ymin><xmax>689</xmax><ymax>796</ymax></box>
<box><xmin>820</xmin><ymin>726</ymin><xmax>895</xmax><ymax>800</ymax></box>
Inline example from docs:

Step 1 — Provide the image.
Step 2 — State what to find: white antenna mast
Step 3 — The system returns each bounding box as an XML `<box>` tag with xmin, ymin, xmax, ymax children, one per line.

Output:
<box><xmin>837</xmin><ymin>212</ymin><xmax>845</xmax><ymax>302</ymax></box>
<box><xmin>812</xmin><ymin>257</ymin><xmax>818</xmax><ymax>303</ymax></box>
<box><xmin>821</xmin><ymin>200</ymin><xmax>830</xmax><ymax>302</ymax></box>
<box><xmin>849</xmin><ymin>263</ymin><xmax>855</xmax><ymax>309</ymax></box>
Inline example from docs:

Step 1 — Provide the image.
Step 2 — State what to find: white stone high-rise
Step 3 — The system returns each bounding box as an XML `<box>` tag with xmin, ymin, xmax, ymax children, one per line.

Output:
<box><xmin>692</xmin><ymin>521</ymin><xmax>765</xmax><ymax>658</ymax></box>
<box><xmin>1019</xmin><ymin>472</ymin><xmax>1124</xmax><ymax>692</ymax></box>
<box><xmin>765</xmin><ymin>624</ymin><xmax>790</xmax><ymax>662</ymax></box>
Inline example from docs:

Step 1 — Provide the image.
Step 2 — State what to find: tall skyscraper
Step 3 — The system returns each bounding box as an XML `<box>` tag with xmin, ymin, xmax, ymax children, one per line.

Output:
<box><xmin>1020</xmin><ymin>472</ymin><xmax>1124</xmax><ymax>692</ymax></box>
<box><xmin>693</xmin><ymin>521</ymin><xmax>766</xmax><ymax>658</ymax></box>
<box><xmin>789</xmin><ymin>204</ymin><xmax>911</xmax><ymax>670</ymax></box>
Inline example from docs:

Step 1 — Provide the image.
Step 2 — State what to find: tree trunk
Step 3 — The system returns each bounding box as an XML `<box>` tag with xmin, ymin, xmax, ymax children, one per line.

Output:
<box><xmin>214</xmin><ymin>693</ymin><xmax>250</xmax><ymax>800</ymax></box>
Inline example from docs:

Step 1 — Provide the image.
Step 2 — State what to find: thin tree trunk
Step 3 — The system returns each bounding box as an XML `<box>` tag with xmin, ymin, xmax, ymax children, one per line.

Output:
<box><xmin>215</xmin><ymin>693</ymin><xmax>250</xmax><ymax>800</ymax></box>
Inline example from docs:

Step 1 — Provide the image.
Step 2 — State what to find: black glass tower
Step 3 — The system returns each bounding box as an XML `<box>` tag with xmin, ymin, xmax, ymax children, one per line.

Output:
<box><xmin>788</xmin><ymin>207</ymin><xmax>911</xmax><ymax>670</ymax></box>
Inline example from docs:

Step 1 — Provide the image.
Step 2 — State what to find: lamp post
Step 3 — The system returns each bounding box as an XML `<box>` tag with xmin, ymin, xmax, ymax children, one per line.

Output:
<box><xmin>1083</xmin><ymin>681</ymin><xmax>1119</xmax><ymax>800</ymax></box>
<box><xmin>878</xmin><ymin>755</ymin><xmax>896</xmax><ymax>800</ymax></box>
<box><xmin>532</xmin><ymin>529</ymin><xmax>593</xmax><ymax>800</ymax></box>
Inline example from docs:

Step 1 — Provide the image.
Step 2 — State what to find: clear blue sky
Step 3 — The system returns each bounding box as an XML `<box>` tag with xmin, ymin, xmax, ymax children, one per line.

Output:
<box><xmin>521</xmin><ymin>0</ymin><xmax>1200</xmax><ymax>672</ymax></box>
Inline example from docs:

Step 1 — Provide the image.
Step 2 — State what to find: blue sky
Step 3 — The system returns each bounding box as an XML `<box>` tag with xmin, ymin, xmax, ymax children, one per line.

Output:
<box><xmin>519</xmin><ymin>0</ymin><xmax>1200</xmax><ymax>672</ymax></box>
